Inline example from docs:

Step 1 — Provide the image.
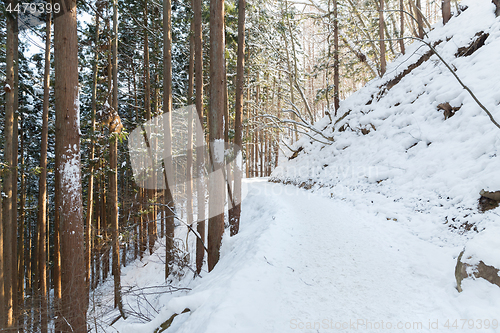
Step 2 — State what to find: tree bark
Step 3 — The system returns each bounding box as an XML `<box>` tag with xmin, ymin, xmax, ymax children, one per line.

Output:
<box><xmin>193</xmin><ymin>0</ymin><xmax>206</xmax><ymax>275</ymax></box>
<box><xmin>85</xmin><ymin>5</ymin><xmax>99</xmax><ymax>306</ymax></box>
<box><xmin>187</xmin><ymin>19</ymin><xmax>194</xmax><ymax>235</ymax></box>
<box><xmin>54</xmin><ymin>0</ymin><xmax>87</xmax><ymax>331</ymax></box>
<box><xmin>12</xmin><ymin>23</ymin><xmax>19</xmax><ymax>328</ymax></box>
<box><xmin>442</xmin><ymin>0</ymin><xmax>451</xmax><ymax>24</ymax></box>
<box><xmin>400</xmin><ymin>0</ymin><xmax>405</xmax><ymax>54</ymax></box>
<box><xmin>379</xmin><ymin>0</ymin><xmax>387</xmax><ymax>75</ymax></box>
<box><xmin>0</xmin><ymin>168</ymin><xmax>3</xmax><ymax>328</ymax></box>
<box><xmin>333</xmin><ymin>0</ymin><xmax>339</xmax><ymax>114</ymax></box>
<box><xmin>208</xmin><ymin>0</ymin><xmax>226</xmax><ymax>272</ymax></box>
<box><xmin>416</xmin><ymin>0</ymin><xmax>424</xmax><ymax>38</ymax></box>
<box><xmin>37</xmin><ymin>12</ymin><xmax>51</xmax><ymax>333</ymax></box>
<box><xmin>163</xmin><ymin>0</ymin><xmax>176</xmax><ymax>280</ymax></box>
<box><xmin>111</xmin><ymin>0</ymin><xmax>124</xmax><ymax>316</ymax></box>
<box><xmin>3</xmin><ymin>1</ymin><xmax>16</xmax><ymax>327</ymax></box>
<box><xmin>229</xmin><ymin>0</ymin><xmax>245</xmax><ymax>236</ymax></box>
<box><xmin>144</xmin><ymin>0</ymin><xmax>156</xmax><ymax>255</ymax></box>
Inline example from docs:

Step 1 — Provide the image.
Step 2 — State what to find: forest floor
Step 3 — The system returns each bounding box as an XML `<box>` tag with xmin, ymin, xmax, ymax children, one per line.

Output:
<box><xmin>107</xmin><ymin>179</ymin><xmax>500</xmax><ymax>333</ymax></box>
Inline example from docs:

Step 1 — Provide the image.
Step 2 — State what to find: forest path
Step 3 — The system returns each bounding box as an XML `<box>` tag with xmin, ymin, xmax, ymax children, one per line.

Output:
<box><xmin>222</xmin><ymin>179</ymin><xmax>462</xmax><ymax>332</ymax></box>
<box><xmin>121</xmin><ymin>179</ymin><xmax>500</xmax><ymax>333</ymax></box>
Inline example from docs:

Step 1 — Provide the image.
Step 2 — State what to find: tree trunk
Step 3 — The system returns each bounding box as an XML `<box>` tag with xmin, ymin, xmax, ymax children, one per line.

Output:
<box><xmin>208</xmin><ymin>0</ymin><xmax>226</xmax><ymax>272</ymax></box>
<box><xmin>144</xmin><ymin>0</ymin><xmax>156</xmax><ymax>255</ymax></box>
<box><xmin>37</xmin><ymin>12</ymin><xmax>51</xmax><ymax>333</ymax></box>
<box><xmin>163</xmin><ymin>0</ymin><xmax>176</xmax><ymax>280</ymax></box>
<box><xmin>3</xmin><ymin>2</ymin><xmax>16</xmax><ymax>327</ymax></box>
<box><xmin>333</xmin><ymin>0</ymin><xmax>339</xmax><ymax>114</ymax></box>
<box><xmin>0</xmin><ymin>168</ymin><xmax>3</xmax><ymax>328</ymax></box>
<box><xmin>85</xmin><ymin>6</ymin><xmax>99</xmax><ymax>306</ymax></box>
<box><xmin>229</xmin><ymin>0</ymin><xmax>245</xmax><ymax>236</ymax></box>
<box><xmin>442</xmin><ymin>0</ymin><xmax>451</xmax><ymax>24</ymax></box>
<box><xmin>93</xmin><ymin>179</ymin><xmax>101</xmax><ymax>289</ymax></box>
<box><xmin>400</xmin><ymin>0</ymin><xmax>405</xmax><ymax>54</ymax></box>
<box><xmin>54</xmin><ymin>0</ymin><xmax>87</xmax><ymax>331</ymax></box>
<box><xmin>12</xmin><ymin>23</ymin><xmax>19</xmax><ymax>328</ymax></box>
<box><xmin>18</xmin><ymin>109</ymin><xmax>26</xmax><ymax>331</ymax></box>
<box><xmin>416</xmin><ymin>0</ymin><xmax>424</xmax><ymax>38</ymax></box>
<box><xmin>379</xmin><ymin>0</ymin><xmax>387</xmax><ymax>75</ymax></box>
<box><xmin>187</xmin><ymin>19</ymin><xmax>194</xmax><ymax>236</ymax></box>
<box><xmin>193</xmin><ymin>0</ymin><xmax>206</xmax><ymax>275</ymax></box>
<box><xmin>111</xmin><ymin>0</ymin><xmax>124</xmax><ymax>316</ymax></box>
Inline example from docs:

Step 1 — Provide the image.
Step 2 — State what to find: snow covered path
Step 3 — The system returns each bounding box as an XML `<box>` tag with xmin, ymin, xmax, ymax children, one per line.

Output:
<box><xmin>116</xmin><ymin>179</ymin><xmax>500</xmax><ymax>333</ymax></box>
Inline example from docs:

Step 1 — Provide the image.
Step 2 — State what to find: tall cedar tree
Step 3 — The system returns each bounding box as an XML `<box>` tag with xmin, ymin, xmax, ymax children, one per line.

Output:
<box><xmin>0</xmin><ymin>168</ymin><xmax>3</xmax><ymax>328</ymax></box>
<box><xmin>208</xmin><ymin>0</ymin><xmax>226</xmax><ymax>271</ymax></box>
<box><xmin>416</xmin><ymin>0</ymin><xmax>424</xmax><ymax>38</ymax></box>
<box><xmin>111</xmin><ymin>0</ymin><xmax>125</xmax><ymax>316</ymax></box>
<box><xmin>229</xmin><ymin>0</ymin><xmax>245</xmax><ymax>236</ymax></box>
<box><xmin>187</xmin><ymin>19</ymin><xmax>194</xmax><ymax>232</ymax></box>
<box><xmin>144</xmin><ymin>0</ymin><xmax>155</xmax><ymax>255</ymax></box>
<box><xmin>164</xmin><ymin>0</ymin><xmax>176</xmax><ymax>280</ymax></box>
<box><xmin>54</xmin><ymin>0</ymin><xmax>87</xmax><ymax>331</ymax></box>
<box><xmin>3</xmin><ymin>0</ymin><xmax>17</xmax><ymax>327</ymax></box>
<box><xmin>85</xmin><ymin>0</ymin><xmax>100</xmax><ymax>302</ymax></box>
<box><xmin>193</xmin><ymin>0</ymin><xmax>206</xmax><ymax>275</ymax></box>
<box><xmin>442</xmin><ymin>0</ymin><xmax>451</xmax><ymax>24</ymax></box>
<box><xmin>379</xmin><ymin>0</ymin><xmax>386</xmax><ymax>75</ymax></box>
<box><xmin>400</xmin><ymin>0</ymin><xmax>405</xmax><ymax>54</ymax></box>
<box><xmin>38</xmin><ymin>9</ymin><xmax>52</xmax><ymax>333</ymax></box>
<box><xmin>333</xmin><ymin>0</ymin><xmax>339</xmax><ymax>113</ymax></box>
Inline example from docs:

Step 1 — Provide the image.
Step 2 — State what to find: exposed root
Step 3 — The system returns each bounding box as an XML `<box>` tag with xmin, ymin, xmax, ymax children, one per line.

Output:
<box><xmin>455</xmin><ymin>32</ymin><xmax>489</xmax><ymax>57</ymax></box>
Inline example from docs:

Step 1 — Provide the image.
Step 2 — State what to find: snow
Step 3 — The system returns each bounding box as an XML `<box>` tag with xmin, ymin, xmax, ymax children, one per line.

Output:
<box><xmin>213</xmin><ymin>138</ymin><xmax>225</xmax><ymax>164</ymax></box>
<box><xmin>60</xmin><ymin>145</ymin><xmax>81</xmax><ymax>209</ymax></box>
<box><xmin>97</xmin><ymin>2</ymin><xmax>500</xmax><ymax>332</ymax></box>
<box><xmin>272</xmin><ymin>0</ymin><xmax>500</xmax><ymax>248</ymax></box>
<box><xmin>105</xmin><ymin>180</ymin><xmax>500</xmax><ymax>333</ymax></box>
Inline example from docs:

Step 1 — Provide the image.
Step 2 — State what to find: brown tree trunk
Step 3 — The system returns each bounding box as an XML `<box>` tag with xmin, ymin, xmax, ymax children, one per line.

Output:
<box><xmin>333</xmin><ymin>0</ymin><xmax>339</xmax><ymax>114</ymax></box>
<box><xmin>193</xmin><ymin>0</ymin><xmax>206</xmax><ymax>275</ymax></box>
<box><xmin>208</xmin><ymin>0</ymin><xmax>226</xmax><ymax>272</ymax></box>
<box><xmin>38</xmin><ymin>13</ymin><xmax>51</xmax><ymax>333</ymax></box>
<box><xmin>275</xmin><ymin>74</ymin><xmax>280</xmax><ymax>168</ymax></box>
<box><xmin>3</xmin><ymin>2</ymin><xmax>16</xmax><ymax>327</ymax></box>
<box><xmin>379</xmin><ymin>0</ymin><xmax>387</xmax><ymax>75</ymax></box>
<box><xmin>416</xmin><ymin>0</ymin><xmax>424</xmax><ymax>38</ymax></box>
<box><xmin>93</xmin><ymin>178</ymin><xmax>101</xmax><ymax>289</ymax></box>
<box><xmin>400</xmin><ymin>0</ymin><xmax>405</xmax><ymax>54</ymax></box>
<box><xmin>18</xmin><ymin>106</ymin><xmax>26</xmax><ymax>333</ymax></box>
<box><xmin>163</xmin><ymin>0</ymin><xmax>176</xmax><ymax>280</ymax></box>
<box><xmin>0</xmin><ymin>170</ymin><xmax>3</xmax><ymax>328</ymax></box>
<box><xmin>12</xmin><ymin>24</ymin><xmax>20</xmax><ymax>329</ymax></box>
<box><xmin>442</xmin><ymin>0</ymin><xmax>451</xmax><ymax>24</ymax></box>
<box><xmin>54</xmin><ymin>0</ymin><xmax>87</xmax><ymax>331</ymax></box>
<box><xmin>254</xmin><ymin>74</ymin><xmax>260</xmax><ymax>177</ymax></box>
<box><xmin>187</xmin><ymin>19</ymin><xmax>194</xmax><ymax>234</ymax></box>
<box><xmin>111</xmin><ymin>0</ymin><xmax>124</xmax><ymax>316</ymax></box>
<box><xmin>53</xmin><ymin>165</ymin><xmax>61</xmax><ymax>332</ymax></box>
<box><xmin>144</xmin><ymin>0</ymin><xmax>156</xmax><ymax>255</ymax></box>
<box><xmin>229</xmin><ymin>0</ymin><xmax>245</xmax><ymax>236</ymax></box>
<box><xmin>85</xmin><ymin>5</ymin><xmax>99</xmax><ymax>304</ymax></box>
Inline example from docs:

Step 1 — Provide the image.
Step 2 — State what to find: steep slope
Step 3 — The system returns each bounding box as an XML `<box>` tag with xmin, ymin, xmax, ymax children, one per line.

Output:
<box><xmin>272</xmin><ymin>0</ymin><xmax>500</xmax><ymax>245</ymax></box>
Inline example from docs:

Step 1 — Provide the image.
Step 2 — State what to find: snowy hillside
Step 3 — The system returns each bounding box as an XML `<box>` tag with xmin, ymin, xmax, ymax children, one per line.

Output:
<box><xmin>273</xmin><ymin>0</ymin><xmax>500</xmax><ymax>248</ymax></box>
<box><xmin>97</xmin><ymin>2</ymin><xmax>500</xmax><ymax>332</ymax></box>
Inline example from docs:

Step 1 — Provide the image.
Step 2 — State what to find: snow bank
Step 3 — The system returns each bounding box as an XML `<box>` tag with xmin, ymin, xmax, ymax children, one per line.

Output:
<box><xmin>272</xmin><ymin>0</ymin><xmax>500</xmax><ymax>244</ymax></box>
